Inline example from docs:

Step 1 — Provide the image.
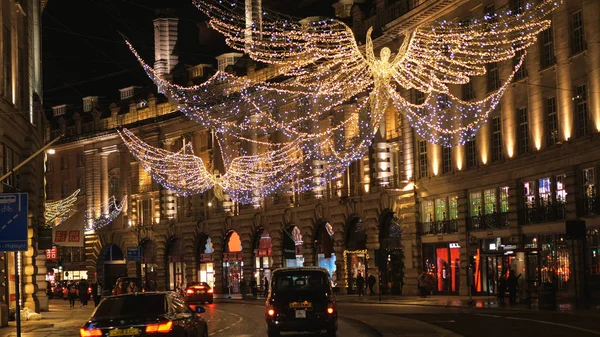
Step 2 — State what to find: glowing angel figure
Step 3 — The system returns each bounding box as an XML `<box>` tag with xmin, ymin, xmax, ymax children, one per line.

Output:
<box><xmin>45</xmin><ymin>189</ymin><xmax>81</xmax><ymax>225</ymax></box>
<box><xmin>195</xmin><ymin>0</ymin><xmax>561</xmax><ymax>146</ymax></box>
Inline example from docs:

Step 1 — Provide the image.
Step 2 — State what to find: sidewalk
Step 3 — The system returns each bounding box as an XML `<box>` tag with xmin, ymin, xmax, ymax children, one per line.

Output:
<box><xmin>0</xmin><ymin>298</ymin><xmax>95</xmax><ymax>336</ymax></box>
<box><xmin>216</xmin><ymin>293</ymin><xmax>600</xmax><ymax>315</ymax></box>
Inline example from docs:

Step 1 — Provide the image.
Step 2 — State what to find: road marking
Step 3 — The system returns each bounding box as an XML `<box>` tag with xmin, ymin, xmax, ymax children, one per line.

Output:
<box><xmin>209</xmin><ymin>309</ymin><xmax>243</xmax><ymax>336</ymax></box>
<box><xmin>476</xmin><ymin>314</ymin><xmax>600</xmax><ymax>335</ymax></box>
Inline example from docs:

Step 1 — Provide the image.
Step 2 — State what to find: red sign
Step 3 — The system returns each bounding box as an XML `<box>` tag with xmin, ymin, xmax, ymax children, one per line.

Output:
<box><xmin>222</xmin><ymin>252</ymin><xmax>242</xmax><ymax>261</ymax></box>
<box><xmin>55</xmin><ymin>230</ymin><xmax>81</xmax><ymax>243</ymax></box>
<box><xmin>45</xmin><ymin>247</ymin><xmax>58</xmax><ymax>261</ymax></box>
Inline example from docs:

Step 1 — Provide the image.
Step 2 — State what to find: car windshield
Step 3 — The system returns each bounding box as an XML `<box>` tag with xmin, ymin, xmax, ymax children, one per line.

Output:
<box><xmin>93</xmin><ymin>294</ymin><xmax>168</xmax><ymax>318</ymax></box>
<box><xmin>273</xmin><ymin>271</ymin><xmax>328</xmax><ymax>292</ymax></box>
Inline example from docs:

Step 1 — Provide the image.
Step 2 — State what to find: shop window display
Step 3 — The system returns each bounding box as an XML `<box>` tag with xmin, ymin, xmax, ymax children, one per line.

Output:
<box><xmin>254</xmin><ymin>228</ymin><xmax>273</xmax><ymax>291</ymax></box>
<box><xmin>167</xmin><ymin>239</ymin><xmax>185</xmax><ymax>291</ymax></box>
<box><xmin>423</xmin><ymin>243</ymin><xmax>460</xmax><ymax>294</ymax></box>
<box><xmin>345</xmin><ymin>217</ymin><xmax>368</xmax><ymax>293</ymax></box>
<box><xmin>315</xmin><ymin>222</ymin><xmax>336</xmax><ymax>286</ymax></box>
<box><xmin>197</xmin><ymin>236</ymin><xmax>214</xmax><ymax>288</ymax></box>
<box><xmin>283</xmin><ymin>225</ymin><xmax>304</xmax><ymax>267</ymax></box>
<box><xmin>223</xmin><ymin>231</ymin><xmax>243</xmax><ymax>294</ymax></box>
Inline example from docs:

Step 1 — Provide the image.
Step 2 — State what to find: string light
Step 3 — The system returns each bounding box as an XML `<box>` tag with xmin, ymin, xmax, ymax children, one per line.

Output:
<box><xmin>85</xmin><ymin>195</ymin><xmax>127</xmax><ymax>232</ymax></box>
<box><xmin>45</xmin><ymin>189</ymin><xmax>80</xmax><ymax>225</ymax></box>
<box><xmin>120</xmin><ymin>0</ymin><xmax>561</xmax><ymax>203</ymax></box>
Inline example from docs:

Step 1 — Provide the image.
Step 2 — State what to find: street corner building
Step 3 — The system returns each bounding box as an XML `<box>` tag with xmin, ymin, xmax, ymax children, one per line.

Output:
<box><xmin>44</xmin><ymin>0</ymin><xmax>600</xmax><ymax>308</ymax></box>
<box><xmin>0</xmin><ymin>0</ymin><xmax>49</xmax><ymax>326</ymax></box>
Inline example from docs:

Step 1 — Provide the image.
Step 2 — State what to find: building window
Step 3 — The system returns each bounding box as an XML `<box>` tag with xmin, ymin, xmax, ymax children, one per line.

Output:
<box><xmin>539</xmin><ymin>177</ymin><xmax>551</xmax><ymax>206</ymax></box>
<box><xmin>518</xmin><ymin>108</ymin><xmax>529</xmax><ymax>154</ymax></box>
<box><xmin>582</xmin><ymin>168</ymin><xmax>595</xmax><ymax>198</ymax></box>
<box><xmin>470</xmin><ymin>192</ymin><xmax>482</xmax><ymax>216</ymax></box>
<box><xmin>422</xmin><ymin>200</ymin><xmax>433</xmax><ymax>222</ymax></box>
<box><xmin>62</xmin><ymin>181</ymin><xmax>69</xmax><ymax>198</ymax></box>
<box><xmin>109</xmin><ymin>175</ymin><xmax>120</xmax><ymax>200</ymax></box>
<box><xmin>414</xmin><ymin>90</ymin><xmax>425</xmax><ymax>105</ymax></box>
<box><xmin>140</xmin><ymin>199</ymin><xmax>152</xmax><ymax>226</ymax></box>
<box><xmin>571</xmin><ymin>11</ymin><xmax>585</xmax><ymax>55</ymax></box>
<box><xmin>541</xmin><ymin>27</ymin><xmax>555</xmax><ymax>69</ymax></box>
<box><xmin>491</xmin><ymin>117</ymin><xmax>502</xmax><ymax>162</ymax></box>
<box><xmin>483</xmin><ymin>189</ymin><xmax>496</xmax><ymax>214</ymax></box>
<box><xmin>524</xmin><ymin>181</ymin><xmax>535</xmax><ymax>208</ymax></box>
<box><xmin>120</xmin><ymin>87</ymin><xmax>134</xmax><ymax>100</ymax></box>
<box><xmin>513</xmin><ymin>49</ymin><xmax>527</xmax><ymax>81</ymax></box>
<box><xmin>449</xmin><ymin>196</ymin><xmax>458</xmax><ymax>220</ymax></box>
<box><xmin>2</xmin><ymin>145</ymin><xmax>16</xmax><ymax>188</ymax></box>
<box><xmin>462</xmin><ymin>79</ymin><xmax>475</xmax><ymax>101</ymax></box>
<box><xmin>546</xmin><ymin>97</ymin><xmax>558</xmax><ymax>145</ymax></box>
<box><xmin>60</xmin><ymin>156</ymin><xmax>68</xmax><ymax>170</ymax></box>
<box><xmin>435</xmin><ymin>198</ymin><xmax>447</xmax><ymax>221</ymax></box>
<box><xmin>466</xmin><ymin>137</ymin><xmax>477</xmax><ymax>168</ymax></box>
<box><xmin>46</xmin><ymin>182</ymin><xmax>53</xmax><ymax>199</ymax></box>
<box><xmin>3</xmin><ymin>27</ymin><xmax>12</xmax><ymax>101</ymax></box>
<box><xmin>556</xmin><ymin>174</ymin><xmax>567</xmax><ymax>202</ymax></box>
<box><xmin>442</xmin><ymin>146</ymin><xmax>452</xmax><ymax>174</ymax></box>
<box><xmin>418</xmin><ymin>140</ymin><xmax>428</xmax><ymax>178</ymax></box>
<box><xmin>575</xmin><ymin>85</ymin><xmax>588</xmax><ymax>138</ymax></box>
<box><xmin>52</xmin><ymin>105</ymin><xmax>66</xmax><ymax>117</ymax></box>
<box><xmin>486</xmin><ymin>62</ymin><xmax>500</xmax><ymax>92</ymax></box>
<box><xmin>77</xmin><ymin>176</ymin><xmax>85</xmax><ymax>195</ymax></box>
<box><xmin>18</xmin><ymin>47</ymin><xmax>27</xmax><ymax>113</ymax></box>
<box><xmin>500</xmin><ymin>187</ymin><xmax>509</xmax><ymax>212</ymax></box>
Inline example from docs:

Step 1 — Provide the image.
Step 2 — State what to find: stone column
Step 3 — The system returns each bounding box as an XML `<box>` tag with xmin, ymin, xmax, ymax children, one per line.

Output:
<box><xmin>401</xmin><ymin>114</ymin><xmax>414</xmax><ymax>181</ymax></box>
<box><xmin>457</xmin><ymin>190</ymin><xmax>470</xmax><ymax>296</ymax></box>
<box><xmin>118</xmin><ymin>144</ymin><xmax>131</xmax><ymax>220</ymax></box>
<box><xmin>84</xmin><ymin>149</ymin><xmax>101</xmax><ymax>221</ymax></box>
<box><xmin>333</xmin><ymin>229</ymin><xmax>346</xmax><ymax>294</ymax></box>
<box><xmin>160</xmin><ymin>139</ymin><xmax>176</xmax><ymax>220</ymax></box>
<box><xmin>584</xmin><ymin>0</ymin><xmax>600</xmax><ymax>132</ymax></box>
<box><xmin>270</xmin><ymin>228</ymin><xmax>283</xmax><ymax>269</ymax></box>
<box><xmin>211</xmin><ymin>233</ymin><xmax>224</xmax><ymax>294</ymax></box>
<box><xmin>554</xmin><ymin>5</ymin><xmax>574</xmax><ymax>141</ymax></box>
<box><xmin>241</xmin><ymin>230</ymin><xmax>253</xmax><ymax>284</ymax></box>
<box><xmin>155</xmin><ymin>243</ymin><xmax>167</xmax><ymax>291</ymax></box>
<box><xmin>365</xmin><ymin>225</ymin><xmax>379</xmax><ymax>294</ymax></box>
<box><xmin>100</xmin><ymin>152</ymin><xmax>110</xmax><ymax>216</ymax></box>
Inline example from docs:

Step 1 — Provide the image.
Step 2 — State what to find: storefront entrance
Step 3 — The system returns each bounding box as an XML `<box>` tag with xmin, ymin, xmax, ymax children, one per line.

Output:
<box><xmin>196</xmin><ymin>234</ymin><xmax>214</xmax><ymax>288</ymax></box>
<box><xmin>378</xmin><ymin>210</ymin><xmax>404</xmax><ymax>295</ymax></box>
<box><xmin>423</xmin><ymin>242</ymin><xmax>460</xmax><ymax>294</ymax></box>
<box><xmin>253</xmin><ymin>228</ymin><xmax>273</xmax><ymax>292</ymax></box>
<box><xmin>141</xmin><ymin>240</ymin><xmax>158</xmax><ymax>291</ymax></box>
<box><xmin>222</xmin><ymin>230</ymin><xmax>243</xmax><ymax>294</ymax></box>
<box><xmin>314</xmin><ymin>220</ymin><xmax>336</xmax><ymax>287</ymax></box>
<box><xmin>345</xmin><ymin>217</ymin><xmax>367</xmax><ymax>294</ymax></box>
<box><xmin>283</xmin><ymin>225</ymin><xmax>304</xmax><ymax>267</ymax></box>
<box><xmin>166</xmin><ymin>238</ymin><xmax>185</xmax><ymax>291</ymax></box>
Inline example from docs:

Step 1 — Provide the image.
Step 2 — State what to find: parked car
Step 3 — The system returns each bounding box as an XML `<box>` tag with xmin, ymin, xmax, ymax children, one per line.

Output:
<box><xmin>182</xmin><ymin>282</ymin><xmax>214</xmax><ymax>304</ymax></box>
<box><xmin>79</xmin><ymin>292</ymin><xmax>208</xmax><ymax>337</ymax></box>
<box><xmin>265</xmin><ymin>267</ymin><xmax>337</xmax><ymax>337</ymax></box>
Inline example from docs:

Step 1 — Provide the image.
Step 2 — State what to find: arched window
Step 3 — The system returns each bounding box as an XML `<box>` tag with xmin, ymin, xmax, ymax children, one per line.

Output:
<box><xmin>109</xmin><ymin>169</ymin><xmax>120</xmax><ymax>200</ymax></box>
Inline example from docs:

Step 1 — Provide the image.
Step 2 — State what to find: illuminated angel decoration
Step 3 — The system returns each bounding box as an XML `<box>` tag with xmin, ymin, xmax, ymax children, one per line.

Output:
<box><xmin>85</xmin><ymin>195</ymin><xmax>127</xmax><ymax>232</ymax></box>
<box><xmin>194</xmin><ymin>0</ymin><xmax>560</xmax><ymax>146</ymax></box>
<box><xmin>45</xmin><ymin>189</ymin><xmax>81</xmax><ymax>225</ymax></box>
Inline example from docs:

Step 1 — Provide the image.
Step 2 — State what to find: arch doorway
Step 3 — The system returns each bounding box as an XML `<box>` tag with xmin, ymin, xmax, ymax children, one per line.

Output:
<box><xmin>222</xmin><ymin>230</ymin><xmax>243</xmax><ymax>294</ymax></box>
<box><xmin>141</xmin><ymin>240</ymin><xmax>158</xmax><ymax>291</ymax></box>
<box><xmin>283</xmin><ymin>225</ymin><xmax>304</xmax><ymax>267</ymax></box>
<box><xmin>379</xmin><ymin>210</ymin><xmax>404</xmax><ymax>295</ymax></box>
<box><xmin>314</xmin><ymin>220</ymin><xmax>337</xmax><ymax>286</ymax></box>
<box><xmin>166</xmin><ymin>238</ymin><xmax>185</xmax><ymax>291</ymax></box>
<box><xmin>253</xmin><ymin>228</ymin><xmax>273</xmax><ymax>292</ymax></box>
<box><xmin>96</xmin><ymin>244</ymin><xmax>126</xmax><ymax>293</ymax></box>
<box><xmin>345</xmin><ymin>217</ymin><xmax>367</xmax><ymax>294</ymax></box>
<box><xmin>196</xmin><ymin>234</ymin><xmax>215</xmax><ymax>288</ymax></box>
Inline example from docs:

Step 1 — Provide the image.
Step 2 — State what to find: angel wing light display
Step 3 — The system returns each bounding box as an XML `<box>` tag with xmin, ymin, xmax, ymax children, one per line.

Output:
<box><xmin>121</xmin><ymin>0</ymin><xmax>561</xmax><ymax>203</ymax></box>
<box><xmin>45</xmin><ymin>189</ymin><xmax>80</xmax><ymax>225</ymax></box>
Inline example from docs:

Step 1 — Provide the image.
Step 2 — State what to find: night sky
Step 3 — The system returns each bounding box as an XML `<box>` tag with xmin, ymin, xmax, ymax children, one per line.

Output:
<box><xmin>41</xmin><ymin>0</ymin><xmax>335</xmax><ymax>118</ymax></box>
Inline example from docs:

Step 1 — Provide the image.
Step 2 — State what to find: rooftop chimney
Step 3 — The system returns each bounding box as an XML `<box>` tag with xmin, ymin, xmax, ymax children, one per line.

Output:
<box><xmin>153</xmin><ymin>11</ymin><xmax>179</xmax><ymax>77</ymax></box>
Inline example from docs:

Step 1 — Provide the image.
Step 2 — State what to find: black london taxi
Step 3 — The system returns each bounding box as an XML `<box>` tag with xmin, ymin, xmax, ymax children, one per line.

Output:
<box><xmin>265</xmin><ymin>267</ymin><xmax>337</xmax><ymax>337</ymax></box>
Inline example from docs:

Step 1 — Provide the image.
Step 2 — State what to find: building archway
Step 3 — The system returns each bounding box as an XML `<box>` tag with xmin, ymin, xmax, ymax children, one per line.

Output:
<box><xmin>283</xmin><ymin>224</ymin><xmax>304</xmax><ymax>267</ymax></box>
<box><xmin>141</xmin><ymin>239</ymin><xmax>158</xmax><ymax>291</ymax></box>
<box><xmin>166</xmin><ymin>238</ymin><xmax>185</xmax><ymax>291</ymax></box>
<box><xmin>96</xmin><ymin>244</ymin><xmax>126</xmax><ymax>293</ymax></box>
<box><xmin>314</xmin><ymin>220</ymin><xmax>336</xmax><ymax>286</ymax></box>
<box><xmin>344</xmin><ymin>216</ymin><xmax>367</xmax><ymax>294</ymax></box>
<box><xmin>378</xmin><ymin>210</ymin><xmax>404</xmax><ymax>295</ymax></box>
<box><xmin>253</xmin><ymin>227</ymin><xmax>273</xmax><ymax>291</ymax></box>
<box><xmin>222</xmin><ymin>230</ymin><xmax>243</xmax><ymax>294</ymax></box>
<box><xmin>196</xmin><ymin>234</ymin><xmax>214</xmax><ymax>288</ymax></box>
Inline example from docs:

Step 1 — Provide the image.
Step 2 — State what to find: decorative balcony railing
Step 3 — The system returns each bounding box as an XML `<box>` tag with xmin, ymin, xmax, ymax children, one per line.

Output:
<box><xmin>420</xmin><ymin>219</ymin><xmax>459</xmax><ymax>235</ymax></box>
<box><xmin>467</xmin><ymin>212</ymin><xmax>509</xmax><ymax>231</ymax></box>
<box><xmin>578</xmin><ymin>196</ymin><xmax>599</xmax><ymax>217</ymax></box>
<box><xmin>519</xmin><ymin>203</ymin><xmax>566</xmax><ymax>225</ymax></box>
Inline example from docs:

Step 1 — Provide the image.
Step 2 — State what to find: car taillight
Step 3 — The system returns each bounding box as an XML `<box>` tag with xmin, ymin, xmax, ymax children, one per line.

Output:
<box><xmin>327</xmin><ymin>307</ymin><xmax>334</xmax><ymax>314</ymax></box>
<box><xmin>186</xmin><ymin>289</ymin><xmax>194</xmax><ymax>294</ymax></box>
<box><xmin>207</xmin><ymin>289</ymin><xmax>213</xmax><ymax>294</ymax></box>
<box><xmin>146</xmin><ymin>320</ymin><xmax>173</xmax><ymax>333</ymax></box>
<box><xmin>80</xmin><ymin>328</ymin><xmax>102</xmax><ymax>337</ymax></box>
<box><xmin>267</xmin><ymin>309</ymin><xmax>275</xmax><ymax>316</ymax></box>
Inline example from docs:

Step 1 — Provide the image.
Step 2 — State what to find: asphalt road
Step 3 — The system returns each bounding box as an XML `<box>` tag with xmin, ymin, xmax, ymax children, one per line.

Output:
<box><xmin>4</xmin><ymin>298</ymin><xmax>600</xmax><ymax>337</ymax></box>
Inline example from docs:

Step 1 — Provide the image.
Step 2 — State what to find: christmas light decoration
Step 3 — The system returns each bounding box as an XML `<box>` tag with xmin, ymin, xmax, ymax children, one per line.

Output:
<box><xmin>45</xmin><ymin>189</ymin><xmax>80</xmax><ymax>225</ymax></box>
<box><xmin>121</xmin><ymin>0</ymin><xmax>561</xmax><ymax>202</ymax></box>
<box><xmin>85</xmin><ymin>195</ymin><xmax>127</xmax><ymax>232</ymax></box>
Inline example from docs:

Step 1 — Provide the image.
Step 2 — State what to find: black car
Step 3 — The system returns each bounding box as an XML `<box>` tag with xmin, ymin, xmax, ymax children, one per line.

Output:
<box><xmin>265</xmin><ymin>267</ymin><xmax>337</xmax><ymax>337</ymax></box>
<box><xmin>80</xmin><ymin>292</ymin><xmax>208</xmax><ymax>337</ymax></box>
<box><xmin>182</xmin><ymin>282</ymin><xmax>214</xmax><ymax>304</ymax></box>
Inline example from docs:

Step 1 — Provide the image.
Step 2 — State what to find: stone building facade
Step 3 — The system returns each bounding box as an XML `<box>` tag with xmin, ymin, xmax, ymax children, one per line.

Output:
<box><xmin>45</xmin><ymin>0</ymin><xmax>600</xmax><ymax>304</ymax></box>
<box><xmin>0</xmin><ymin>0</ymin><xmax>47</xmax><ymax>322</ymax></box>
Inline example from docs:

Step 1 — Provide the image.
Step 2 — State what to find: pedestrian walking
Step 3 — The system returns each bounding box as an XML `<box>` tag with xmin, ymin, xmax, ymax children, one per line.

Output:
<box><xmin>507</xmin><ymin>270</ymin><xmax>519</xmax><ymax>305</ymax></box>
<box><xmin>263</xmin><ymin>276</ymin><xmax>269</xmax><ymax>297</ymax></box>
<box><xmin>418</xmin><ymin>272</ymin><xmax>428</xmax><ymax>298</ymax></box>
<box><xmin>240</xmin><ymin>278</ymin><xmax>247</xmax><ymax>299</ymax></box>
<box><xmin>356</xmin><ymin>273</ymin><xmax>365</xmax><ymax>296</ymax></box>
<box><xmin>497</xmin><ymin>271</ymin><xmax>507</xmax><ymax>304</ymax></box>
<box><xmin>68</xmin><ymin>281</ymin><xmax>78</xmax><ymax>308</ymax></box>
<box><xmin>367</xmin><ymin>274</ymin><xmax>376</xmax><ymax>295</ymax></box>
<box><xmin>91</xmin><ymin>278</ymin><xmax>103</xmax><ymax>307</ymax></box>
<box><xmin>78</xmin><ymin>279</ymin><xmax>89</xmax><ymax>307</ymax></box>
<box><xmin>250</xmin><ymin>277</ymin><xmax>258</xmax><ymax>299</ymax></box>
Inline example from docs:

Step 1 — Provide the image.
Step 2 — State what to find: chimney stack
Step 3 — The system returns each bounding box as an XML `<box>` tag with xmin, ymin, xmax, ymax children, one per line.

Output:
<box><xmin>153</xmin><ymin>9</ymin><xmax>179</xmax><ymax>78</ymax></box>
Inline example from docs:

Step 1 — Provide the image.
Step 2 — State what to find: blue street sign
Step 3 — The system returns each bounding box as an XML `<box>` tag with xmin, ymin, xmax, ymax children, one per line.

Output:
<box><xmin>0</xmin><ymin>193</ymin><xmax>28</xmax><ymax>251</ymax></box>
<box><xmin>127</xmin><ymin>246</ymin><xmax>143</xmax><ymax>262</ymax></box>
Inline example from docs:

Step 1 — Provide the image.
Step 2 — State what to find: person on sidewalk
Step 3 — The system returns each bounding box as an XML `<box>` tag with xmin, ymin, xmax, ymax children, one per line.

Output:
<box><xmin>240</xmin><ymin>278</ymin><xmax>247</xmax><ymax>299</ymax></box>
<box><xmin>91</xmin><ymin>278</ymin><xmax>103</xmax><ymax>307</ymax></box>
<box><xmin>263</xmin><ymin>276</ymin><xmax>269</xmax><ymax>298</ymax></box>
<box><xmin>418</xmin><ymin>272</ymin><xmax>428</xmax><ymax>298</ymax></box>
<box><xmin>356</xmin><ymin>273</ymin><xmax>365</xmax><ymax>296</ymax></box>
<box><xmin>250</xmin><ymin>277</ymin><xmax>258</xmax><ymax>299</ymax></box>
<box><xmin>498</xmin><ymin>272</ymin><xmax>507</xmax><ymax>304</ymax></box>
<box><xmin>68</xmin><ymin>281</ymin><xmax>78</xmax><ymax>308</ymax></box>
<box><xmin>78</xmin><ymin>279</ymin><xmax>89</xmax><ymax>307</ymax></box>
<box><xmin>367</xmin><ymin>274</ymin><xmax>376</xmax><ymax>295</ymax></box>
<box><xmin>507</xmin><ymin>270</ymin><xmax>519</xmax><ymax>305</ymax></box>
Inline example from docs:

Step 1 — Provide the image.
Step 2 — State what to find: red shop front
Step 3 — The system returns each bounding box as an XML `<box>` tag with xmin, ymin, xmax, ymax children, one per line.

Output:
<box><xmin>423</xmin><ymin>242</ymin><xmax>461</xmax><ymax>294</ymax></box>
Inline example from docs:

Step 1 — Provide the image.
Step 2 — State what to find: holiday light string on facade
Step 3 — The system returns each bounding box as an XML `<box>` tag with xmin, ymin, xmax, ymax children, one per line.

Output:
<box><xmin>44</xmin><ymin>189</ymin><xmax>80</xmax><ymax>225</ymax></box>
<box><xmin>84</xmin><ymin>195</ymin><xmax>127</xmax><ymax>232</ymax></box>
